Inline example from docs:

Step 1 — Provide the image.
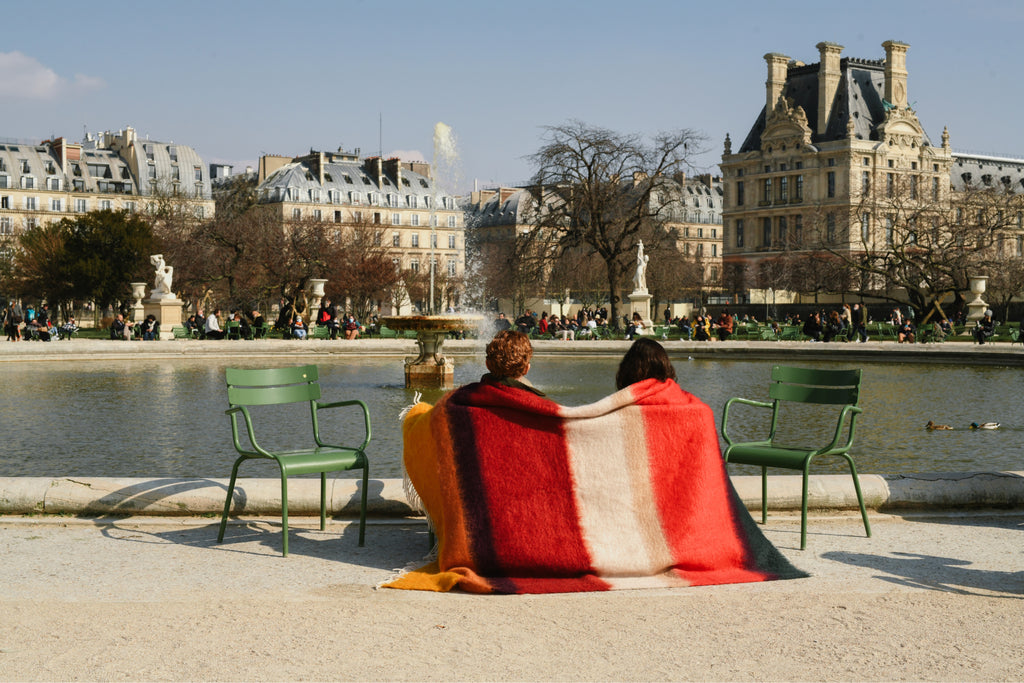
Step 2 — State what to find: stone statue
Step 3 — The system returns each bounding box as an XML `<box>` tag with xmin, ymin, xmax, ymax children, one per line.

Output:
<box><xmin>151</xmin><ymin>254</ymin><xmax>173</xmax><ymax>297</ymax></box>
<box><xmin>633</xmin><ymin>241</ymin><xmax>649</xmax><ymax>293</ymax></box>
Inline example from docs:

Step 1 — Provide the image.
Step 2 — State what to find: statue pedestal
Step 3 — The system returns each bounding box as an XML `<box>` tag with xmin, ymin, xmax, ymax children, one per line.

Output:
<box><xmin>144</xmin><ymin>295</ymin><xmax>184</xmax><ymax>340</ymax></box>
<box><xmin>629</xmin><ymin>290</ymin><xmax>654</xmax><ymax>331</ymax></box>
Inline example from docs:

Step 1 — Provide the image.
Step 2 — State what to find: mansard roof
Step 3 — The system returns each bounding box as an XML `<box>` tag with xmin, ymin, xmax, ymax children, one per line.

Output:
<box><xmin>951</xmin><ymin>153</ymin><xmax>1024</xmax><ymax>193</ymax></box>
<box><xmin>739</xmin><ymin>57</ymin><xmax>933</xmax><ymax>154</ymax></box>
<box><xmin>257</xmin><ymin>156</ymin><xmax>449</xmax><ymax>205</ymax></box>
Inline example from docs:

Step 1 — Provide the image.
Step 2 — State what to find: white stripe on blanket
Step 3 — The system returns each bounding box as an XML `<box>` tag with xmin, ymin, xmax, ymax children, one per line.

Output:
<box><xmin>564</xmin><ymin>406</ymin><xmax>675</xmax><ymax>577</ymax></box>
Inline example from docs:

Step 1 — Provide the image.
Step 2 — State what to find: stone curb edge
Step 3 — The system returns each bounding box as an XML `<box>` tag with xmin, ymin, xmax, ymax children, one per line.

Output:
<box><xmin>2</xmin><ymin>472</ymin><xmax>1023</xmax><ymax>517</ymax></box>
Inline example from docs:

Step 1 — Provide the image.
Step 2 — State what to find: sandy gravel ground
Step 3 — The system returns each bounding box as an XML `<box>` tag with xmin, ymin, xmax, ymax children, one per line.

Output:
<box><xmin>1</xmin><ymin>512</ymin><xmax>1022</xmax><ymax>682</ymax></box>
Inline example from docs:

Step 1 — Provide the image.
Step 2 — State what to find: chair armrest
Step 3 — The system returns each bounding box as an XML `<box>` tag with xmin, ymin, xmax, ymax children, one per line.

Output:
<box><xmin>225</xmin><ymin>405</ymin><xmax>275</xmax><ymax>458</ymax></box>
<box><xmin>315</xmin><ymin>399</ymin><xmax>372</xmax><ymax>452</ymax></box>
<box><xmin>721</xmin><ymin>397</ymin><xmax>774</xmax><ymax>446</ymax></box>
<box><xmin>817</xmin><ymin>404</ymin><xmax>863</xmax><ymax>455</ymax></box>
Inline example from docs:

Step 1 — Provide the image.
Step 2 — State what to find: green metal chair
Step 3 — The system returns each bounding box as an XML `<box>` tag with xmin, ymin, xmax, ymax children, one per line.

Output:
<box><xmin>218</xmin><ymin>365</ymin><xmax>371</xmax><ymax>556</ymax></box>
<box><xmin>720</xmin><ymin>365</ymin><xmax>871</xmax><ymax>549</ymax></box>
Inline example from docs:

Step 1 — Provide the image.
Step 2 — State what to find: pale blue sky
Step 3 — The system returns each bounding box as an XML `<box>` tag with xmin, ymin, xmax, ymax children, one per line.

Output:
<box><xmin>2</xmin><ymin>0</ymin><xmax>1022</xmax><ymax>192</ymax></box>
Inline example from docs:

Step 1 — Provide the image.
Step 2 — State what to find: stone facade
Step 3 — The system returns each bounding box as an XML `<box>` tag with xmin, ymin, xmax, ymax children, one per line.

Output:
<box><xmin>720</xmin><ymin>41</ymin><xmax>955</xmax><ymax>294</ymax></box>
<box><xmin>253</xmin><ymin>149</ymin><xmax>465</xmax><ymax>302</ymax></box>
<box><xmin>0</xmin><ymin>127</ymin><xmax>214</xmax><ymax>248</ymax></box>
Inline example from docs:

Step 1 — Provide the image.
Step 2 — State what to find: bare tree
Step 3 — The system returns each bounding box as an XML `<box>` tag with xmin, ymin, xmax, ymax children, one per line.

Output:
<box><xmin>814</xmin><ymin>174</ymin><xmax>1024</xmax><ymax>318</ymax></box>
<box><xmin>527</xmin><ymin>121</ymin><xmax>704</xmax><ymax>329</ymax></box>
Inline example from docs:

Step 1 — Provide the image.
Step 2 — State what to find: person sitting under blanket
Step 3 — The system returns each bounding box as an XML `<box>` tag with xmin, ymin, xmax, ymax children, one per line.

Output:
<box><xmin>385</xmin><ymin>332</ymin><xmax>805</xmax><ymax>594</ymax></box>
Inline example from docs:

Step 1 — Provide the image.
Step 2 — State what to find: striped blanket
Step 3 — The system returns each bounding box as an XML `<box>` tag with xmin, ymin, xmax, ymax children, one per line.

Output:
<box><xmin>384</xmin><ymin>377</ymin><xmax>806</xmax><ymax>594</ymax></box>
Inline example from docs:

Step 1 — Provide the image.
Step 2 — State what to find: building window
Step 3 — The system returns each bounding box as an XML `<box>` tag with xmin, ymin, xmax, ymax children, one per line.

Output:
<box><xmin>827</xmin><ymin>171</ymin><xmax>835</xmax><ymax>198</ymax></box>
<box><xmin>0</xmin><ymin>175</ymin><xmax>7</xmax><ymax>189</ymax></box>
<box><xmin>411</xmin><ymin>214</ymin><xmax>420</xmax><ymax>226</ymax></box>
<box><xmin>696</xmin><ymin>243</ymin><xmax>704</xmax><ymax>257</ymax></box>
<box><xmin>411</xmin><ymin>233</ymin><xmax>419</xmax><ymax>247</ymax></box>
<box><xmin>22</xmin><ymin>176</ymin><xmax>35</xmax><ymax>189</ymax></box>
<box><xmin>25</xmin><ymin>197</ymin><xmax>38</xmax><ymax>210</ymax></box>
<box><xmin>711</xmin><ymin>244</ymin><xmax>718</xmax><ymax>257</ymax></box>
<box><xmin>431</xmin><ymin>233</ymin><xmax>438</xmax><ymax>248</ymax></box>
<box><xmin>794</xmin><ymin>175</ymin><xmax>803</xmax><ymax>201</ymax></box>
<box><xmin>353</xmin><ymin>210</ymin><xmax>362</xmax><ymax>223</ymax></box>
<box><xmin>373</xmin><ymin>212</ymin><xmax>381</xmax><ymax>224</ymax></box>
<box><xmin>350</xmin><ymin>191</ymin><xmax>361</xmax><ymax>204</ymax></box>
<box><xmin>392</xmin><ymin>232</ymin><xmax>400</xmax><ymax>247</ymax></box>
<box><xmin>735</xmin><ymin>219</ymin><xmax>744</xmax><ymax>247</ymax></box>
<box><xmin>47</xmin><ymin>177</ymin><xmax>60</xmax><ymax>191</ymax></box>
<box><xmin>887</xmin><ymin>173</ymin><xmax>894</xmax><ymax>197</ymax></box>
<box><xmin>194</xmin><ymin>166</ymin><xmax>202</xmax><ymax>181</ymax></box>
<box><xmin>373</xmin><ymin>231</ymin><xmax>382</xmax><ymax>247</ymax></box>
<box><xmin>448</xmin><ymin>234</ymin><xmax>456</xmax><ymax>249</ymax></box>
<box><xmin>763</xmin><ymin>178</ymin><xmax>772</xmax><ymax>202</ymax></box>
<box><xmin>794</xmin><ymin>214</ymin><xmax>802</xmax><ymax>244</ymax></box>
<box><xmin>910</xmin><ymin>175</ymin><xmax>918</xmax><ymax>199</ymax></box>
<box><xmin>292</xmin><ymin>208</ymin><xmax>301</xmax><ymax>219</ymax></box>
<box><xmin>862</xmin><ymin>171</ymin><xmax>870</xmax><ymax>194</ymax></box>
<box><xmin>778</xmin><ymin>216</ymin><xmax>787</xmax><ymax>244</ymax></box>
<box><xmin>886</xmin><ymin>215</ymin><xmax>894</xmax><ymax>246</ymax></box>
<box><xmin>410</xmin><ymin>259</ymin><xmax>419</xmax><ymax>273</ymax></box>
<box><xmin>736</xmin><ymin>181</ymin><xmax>744</xmax><ymax>206</ymax></box>
<box><xmin>448</xmin><ymin>260</ymin><xmax>457</xmax><ymax>277</ymax></box>
<box><xmin>24</xmin><ymin>217</ymin><xmax>38</xmax><ymax>230</ymax></box>
<box><xmin>828</xmin><ymin>158</ymin><xmax>836</xmax><ymax>167</ymax></box>
<box><xmin>49</xmin><ymin>199</ymin><xmax>62</xmax><ymax>212</ymax></box>
<box><xmin>313</xmin><ymin>209</ymin><xmax>322</xmax><ymax>222</ymax></box>
<box><xmin>408</xmin><ymin>195</ymin><xmax>418</xmax><ymax>208</ymax></box>
<box><xmin>697</xmin><ymin>228</ymin><xmax>704</xmax><ymax>238</ymax></box>
<box><xmin>826</xmin><ymin>212</ymin><xmax>836</xmax><ymax>243</ymax></box>
<box><xmin>1017</xmin><ymin>235</ymin><xmax>1023</xmax><ymax>257</ymax></box>
<box><xmin>762</xmin><ymin>217</ymin><xmax>771</xmax><ymax>247</ymax></box>
<box><xmin>447</xmin><ymin>215</ymin><xmax>456</xmax><ymax>228</ymax></box>
<box><xmin>0</xmin><ymin>217</ymin><xmax>11</xmax><ymax>234</ymax></box>
<box><xmin>100</xmin><ymin>200</ymin><xmax>111</xmax><ymax>211</ymax></box>
<box><xmin>391</xmin><ymin>213</ymin><xmax>400</xmax><ymax>225</ymax></box>
<box><xmin>861</xmin><ymin>213</ymin><xmax>870</xmax><ymax>242</ymax></box>
<box><xmin>334</xmin><ymin>210</ymin><xmax>342</xmax><ymax>223</ymax></box>
<box><xmin>932</xmin><ymin>177</ymin><xmax>939</xmax><ymax>201</ymax></box>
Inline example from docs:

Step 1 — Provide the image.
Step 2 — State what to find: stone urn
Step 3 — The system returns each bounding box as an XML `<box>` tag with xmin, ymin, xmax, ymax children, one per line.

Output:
<box><xmin>966</xmin><ymin>275</ymin><xmax>989</xmax><ymax>326</ymax></box>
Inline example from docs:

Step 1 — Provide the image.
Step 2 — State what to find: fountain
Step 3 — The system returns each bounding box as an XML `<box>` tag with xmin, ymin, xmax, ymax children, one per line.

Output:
<box><xmin>381</xmin><ymin>314</ymin><xmax>485</xmax><ymax>388</ymax></box>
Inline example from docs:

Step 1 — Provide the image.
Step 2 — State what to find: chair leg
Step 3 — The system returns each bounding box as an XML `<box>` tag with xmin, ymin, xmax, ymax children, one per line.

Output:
<box><xmin>280</xmin><ymin>473</ymin><xmax>289</xmax><ymax>557</ymax></box>
<box><xmin>217</xmin><ymin>459</ymin><xmax>243</xmax><ymax>543</ymax></box>
<box><xmin>320</xmin><ymin>473</ymin><xmax>327</xmax><ymax>531</ymax></box>
<box><xmin>846</xmin><ymin>457</ymin><xmax>872</xmax><ymax>540</ymax></box>
<box><xmin>800</xmin><ymin>468</ymin><xmax>810</xmax><ymax>550</ymax></box>
<box><xmin>760</xmin><ymin>466</ymin><xmax>768</xmax><ymax>524</ymax></box>
<box><xmin>358</xmin><ymin>462</ymin><xmax>369</xmax><ymax>547</ymax></box>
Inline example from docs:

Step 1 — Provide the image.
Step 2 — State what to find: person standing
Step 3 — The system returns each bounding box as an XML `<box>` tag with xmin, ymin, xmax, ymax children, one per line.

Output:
<box><xmin>854</xmin><ymin>303</ymin><xmax>869</xmax><ymax>343</ymax></box>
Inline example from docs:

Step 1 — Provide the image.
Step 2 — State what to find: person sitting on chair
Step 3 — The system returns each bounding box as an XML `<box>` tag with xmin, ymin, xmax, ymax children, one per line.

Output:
<box><xmin>290</xmin><ymin>315</ymin><xmax>308</xmax><ymax>340</ymax></box>
<box><xmin>973</xmin><ymin>310</ymin><xmax>995</xmax><ymax>345</ymax></box>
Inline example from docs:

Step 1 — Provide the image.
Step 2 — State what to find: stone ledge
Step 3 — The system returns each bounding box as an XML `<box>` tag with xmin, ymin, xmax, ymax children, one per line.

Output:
<box><xmin>2</xmin><ymin>472</ymin><xmax>1022</xmax><ymax>517</ymax></box>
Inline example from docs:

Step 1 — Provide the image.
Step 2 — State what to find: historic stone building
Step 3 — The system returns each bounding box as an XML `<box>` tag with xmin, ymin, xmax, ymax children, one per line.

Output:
<box><xmin>720</xmin><ymin>40</ymin><xmax>1024</xmax><ymax>301</ymax></box>
<box><xmin>465</xmin><ymin>173</ymin><xmax>723</xmax><ymax>314</ymax></box>
<box><xmin>0</xmin><ymin>127</ymin><xmax>213</xmax><ymax>247</ymax></box>
<box><xmin>254</xmin><ymin>149</ymin><xmax>465</xmax><ymax>289</ymax></box>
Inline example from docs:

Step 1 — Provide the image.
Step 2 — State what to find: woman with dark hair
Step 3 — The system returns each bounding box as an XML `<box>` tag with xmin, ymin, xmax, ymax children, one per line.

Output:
<box><xmin>615</xmin><ymin>337</ymin><xmax>677</xmax><ymax>390</ymax></box>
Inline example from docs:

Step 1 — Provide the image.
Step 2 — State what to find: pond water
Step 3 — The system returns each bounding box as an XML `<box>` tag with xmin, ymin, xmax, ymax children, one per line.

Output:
<box><xmin>3</xmin><ymin>355</ymin><xmax>1021</xmax><ymax>478</ymax></box>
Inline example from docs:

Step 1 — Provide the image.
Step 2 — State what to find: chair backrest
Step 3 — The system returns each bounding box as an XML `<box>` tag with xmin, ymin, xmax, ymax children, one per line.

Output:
<box><xmin>768</xmin><ymin>365</ymin><xmax>861</xmax><ymax>406</ymax></box>
<box><xmin>226</xmin><ymin>365</ymin><xmax>322</xmax><ymax>407</ymax></box>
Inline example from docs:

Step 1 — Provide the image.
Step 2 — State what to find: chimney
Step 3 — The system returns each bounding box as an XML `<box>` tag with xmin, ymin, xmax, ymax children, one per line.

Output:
<box><xmin>882</xmin><ymin>40</ymin><xmax>910</xmax><ymax>109</ymax></box>
<box><xmin>816</xmin><ymin>42</ymin><xmax>844</xmax><ymax>136</ymax></box>
<box><xmin>764</xmin><ymin>53</ymin><xmax>790</xmax><ymax>113</ymax></box>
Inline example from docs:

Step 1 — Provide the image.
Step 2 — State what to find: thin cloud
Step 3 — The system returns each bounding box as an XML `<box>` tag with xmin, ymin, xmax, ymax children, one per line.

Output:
<box><xmin>0</xmin><ymin>51</ymin><xmax>104</xmax><ymax>99</ymax></box>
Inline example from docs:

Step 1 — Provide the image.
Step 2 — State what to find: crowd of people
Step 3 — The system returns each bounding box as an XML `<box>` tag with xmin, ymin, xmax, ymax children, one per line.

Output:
<box><xmin>3</xmin><ymin>302</ymin><xmax>78</xmax><ymax>341</ymax></box>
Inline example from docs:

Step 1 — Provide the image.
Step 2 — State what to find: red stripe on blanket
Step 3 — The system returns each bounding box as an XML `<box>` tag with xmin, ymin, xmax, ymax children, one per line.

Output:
<box><xmin>631</xmin><ymin>379</ymin><xmax>773</xmax><ymax>584</ymax></box>
<box><xmin>446</xmin><ymin>383</ymin><xmax>593</xmax><ymax>579</ymax></box>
